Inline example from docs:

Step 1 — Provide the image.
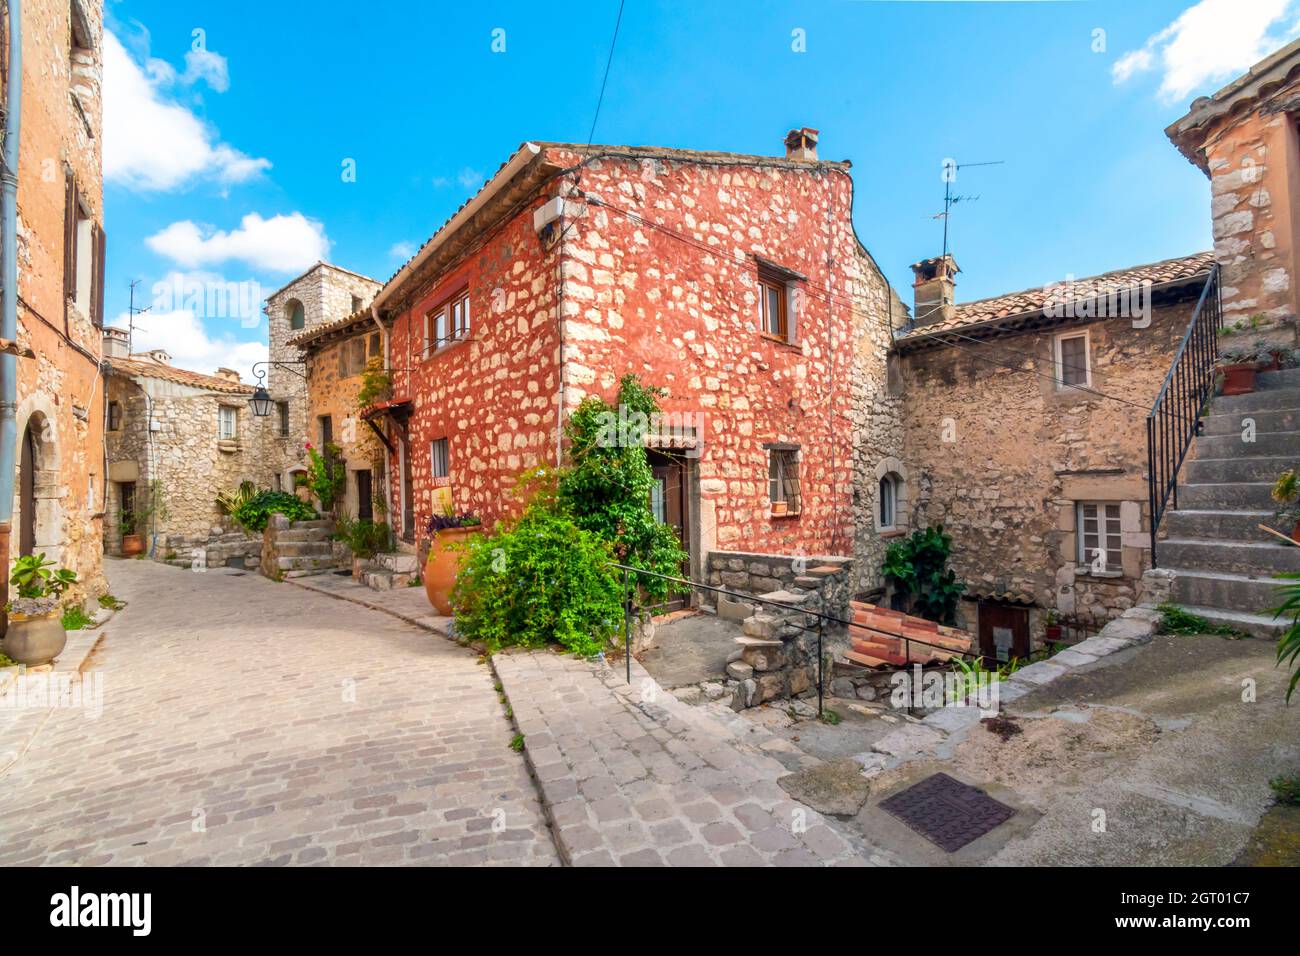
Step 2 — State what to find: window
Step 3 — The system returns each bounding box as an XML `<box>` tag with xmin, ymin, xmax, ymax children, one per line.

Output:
<box><xmin>318</xmin><ymin>415</ymin><xmax>333</xmax><ymax>446</ymax></box>
<box><xmin>288</xmin><ymin>301</ymin><xmax>305</xmax><ymax>331</ymax></box>
<box><xmin>1055</xmin><ymin>331</ymin><xmax>1091</xmax><ymax>389</ymax></box>
<box><xmin>277</xmin><ymin>401</ymin><xmax>290</xmax><ymax>438</ymax></box>
<box><xmin>424</xmin><ymin>289</ymin><xmax>470</xmax><ymax>355</ymax></box>
<box><xmin>450</xmin><ymin>290</ymin><xmax>471</xmax><ymax>341</ymax></box>
<box><xmin>70</xmin><ymin>0</ymin><xmax>94</xmax><ymax>54</ymax></box>
<box><xmin>879</xmin><ymin>475</ymin><xmax>897</xmax><ymax>530</ymax></box>
<box><xmin>1076</xmin><ymin>502</ymin><xmax>1122</xmax><ymax>573</ymax></box>
<box><xmin>107</xmin><ymin>400</ymin><xmax>122</xmax><ymax>431</ymax></box>
<box><xmin>119</xmin><ymin>482</ymin><xmax>136</xmax><ymax>534</ymax></box>
<box><xmin>351</xmin><ymin>295</ymin><xmax>363</xmax><ymax>313</ymax></box>
<box><xmin>63</xmin><ymin>173</ymin><xmax>103</xmax><ymax>326</ymax></box>
<box><xmin>348</xmin><ymin>337</ymin><xmax>366</xmax><ymax>375</ymax></box>
<box><xmin>430</xmin><ymin>438</ymin><xmax>449</xmax><ymax>478</ymax></box>
<box><xmin>767</xmin><ymin>446</ymin><xmax>801</xmax><ymax>515</ymax></box>
<box><xmin>758</xmin><ymin>271</ymin><xmax>787</xmax><ymax>340</ymax></box>
<box><xmin>368</xmin><ymin>332</ymin><xmax>381</xmax><ymax>359</ymax></box>
<box><xmin>218</xmin><ymin>406</ymin><xmax>238</xmax><ymax>441</ymax></box>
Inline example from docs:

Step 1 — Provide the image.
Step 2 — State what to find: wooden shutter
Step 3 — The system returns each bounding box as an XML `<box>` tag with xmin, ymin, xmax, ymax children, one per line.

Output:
<box><xmin>92</xmin><ymin>223</ymin><xmax>106</xmax><ymax>328</ymax></box>
<box><xmin>63</xmin><ymin>173</ymin><xmax>77</xmax><ymax>323</ymax></box>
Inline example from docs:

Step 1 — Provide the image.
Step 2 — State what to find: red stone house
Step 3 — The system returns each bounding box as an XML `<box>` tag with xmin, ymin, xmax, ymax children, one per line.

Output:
<box><xmin>289</xmin><ymin>132</ymin><xmax>903</xmax><ymax>590</ymax></box>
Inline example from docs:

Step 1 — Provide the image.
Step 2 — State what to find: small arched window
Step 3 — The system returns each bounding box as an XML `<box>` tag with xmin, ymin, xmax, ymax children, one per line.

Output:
<box><xmin>288</xmin><ymin>300</ymin><xmax>305</xmax><ymax>331</ymax></box>
<box><xmin>879</xmin><ymin>474</ymin><xmax>897</xmax><ymax>530</ymax></box>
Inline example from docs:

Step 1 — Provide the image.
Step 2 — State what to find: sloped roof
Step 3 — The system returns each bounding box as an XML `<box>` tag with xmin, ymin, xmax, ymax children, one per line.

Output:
<box><xmin>894</xmin><ymin>251</ymin><xmax>1215</xmax><ymax>345</ymax></box>
<box><xmin>107</xmin><ymin>356</ymin><xmax>253</xmax><ymax>395</ymax></box>
<box><xmin>286</xmin><ymin>307</ymin><xmax>373</xmax><ymax>349</ymax></box>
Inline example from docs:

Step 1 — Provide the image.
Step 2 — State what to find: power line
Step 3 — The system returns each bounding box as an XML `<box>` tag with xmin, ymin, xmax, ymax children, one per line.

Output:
<box><xmin>586</xmin><ymin>0</ymin><xmax>627</xmax><ymax>149</ymax></box>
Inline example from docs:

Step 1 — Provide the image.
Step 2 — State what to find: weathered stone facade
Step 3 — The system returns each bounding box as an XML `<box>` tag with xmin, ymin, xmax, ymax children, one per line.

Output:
<box><xmin>264</xmin><ymin>263</ymin><xmax>380</xmax><ymax>490</ymax></box>
<box><xmin>1167</xmin><ymin>38</ymin><xmax>1300</xmax><ymax>340</ymax></box>
<box><xmin>102</xmin><ymin>339</ymin><xmax>282</xmax><ymax>557</ymax></box>
<box><xmin>6</xmin><ymin>0</ymin><xmax>107</xmax><ymax>605</ymax></box>
<box><xmin>298</xmin><ymin>137</ymin><xmax>904</xmax><ymax>585</ymax></box>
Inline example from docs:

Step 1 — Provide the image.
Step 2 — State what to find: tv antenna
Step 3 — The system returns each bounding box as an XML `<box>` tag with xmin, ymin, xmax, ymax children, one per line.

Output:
<box><xmin>934</xmin><ymin>158</ymin><xmax>1003</xmax><ymax>259</ymax></box>
<box><xmin>127</xmin><ymin>279</ymin><xmax>151</xmax><ymax>354</ymax></box>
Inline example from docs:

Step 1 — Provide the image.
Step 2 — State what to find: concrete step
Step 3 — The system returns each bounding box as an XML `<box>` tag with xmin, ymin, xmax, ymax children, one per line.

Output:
<box><xmin>1207</xmin><ymin>386</ymin><xmax>1300</xmax><ymax>415</ymax></box>
<box><xmin>276</xmin><ymin>555</ymin><xmax>340</xmax><ymax>572</ymax></box>
<box><xmin>1193</xmin><ymin>430</ymin><xmax>1300</xmax><ymax>458</ymax></box>
<box><xmin>1171</xmin><ymin>569</ymin><xmax>1293</xmax><ymax>616</ymax></box>
<box><xmin>375</xmin><ymin>552</ymin><xmax>418</xmax><ymax>574</ymax></box>
<box><xmin>1172</xmin><ymin>605</ymin><xmax>1285</xmax><ymax>639</ymax></box>
<box><xmin>1178</xmin><ymin>482</ymin><xmax>1275</xmax><ymax>510</ymax></box>
<box><xmin>1184</xmin><ymin>454</ymin><xmax>1296</xmax><ymax>484</ymax></box>
<box><xmin>1160</xmin><ymin>537</ymin><xmax>1300</xmax><ymax>575</ymax></box>
<box><xmin>1201</xmin><ymin>407</ymin><xmax>1300</xmax><ymax>436</ymax></box>
<box><xmin>1162</xmin><ymin>509</ymin><xmax>1282</xmax><ymax>540</ymax></box>
<box><xmin>276</xmin><ymin>540</ymin><xmax>335</xmax><ymax>557</ymax></box>
<box><xmin>1256</xmin><ymin>368</ymin><xmax>1300</xmax><ymax>390</ymax></box>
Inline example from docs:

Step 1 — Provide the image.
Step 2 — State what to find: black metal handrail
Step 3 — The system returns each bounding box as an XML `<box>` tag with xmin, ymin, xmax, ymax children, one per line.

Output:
<box><xmin>609</xmin><ymin>562</ymin><xmax>981</xmax><ymax>716</ymax></box>
<box><xmin>1147</xmin><ymin>264</ymin><xmax>1221</xmax><ymax>567</ymax></box>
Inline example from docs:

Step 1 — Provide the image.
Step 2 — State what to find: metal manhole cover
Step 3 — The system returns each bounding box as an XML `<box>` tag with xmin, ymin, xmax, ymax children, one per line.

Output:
<box><xmin>878</xmin><ymin>772</ymin><xmax>1014</xmax><ymax>852</ymax></box>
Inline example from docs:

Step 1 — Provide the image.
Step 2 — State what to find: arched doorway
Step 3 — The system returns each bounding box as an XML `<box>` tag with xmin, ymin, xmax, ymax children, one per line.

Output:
<box><xmin>15</xmin><ymin>410</ymin><xmax>61</xmax><ymax>564</ymax></box>
<box><xmin>19</xmin><ymin>423</ymin><xmax>36</xmax><ymax>555</ymax></box>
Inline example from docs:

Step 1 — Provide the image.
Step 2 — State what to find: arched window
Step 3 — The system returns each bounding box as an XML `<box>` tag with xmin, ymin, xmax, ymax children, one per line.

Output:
<box><xmin>879</xmin><ymin>474</ymin><xmax>897</xmax><ymax>530</ymax></box>
<box><xmin>288</xmin><ymin>300</ymin><xmax>305</xmax><ymax>331</ymax></box>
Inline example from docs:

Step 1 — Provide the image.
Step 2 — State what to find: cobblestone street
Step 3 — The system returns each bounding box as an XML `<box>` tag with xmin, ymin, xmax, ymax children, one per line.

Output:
<box><xmin>0</xmin><ymin>560</ymin><xmax>558</xmax><ymax>866</ymax></box>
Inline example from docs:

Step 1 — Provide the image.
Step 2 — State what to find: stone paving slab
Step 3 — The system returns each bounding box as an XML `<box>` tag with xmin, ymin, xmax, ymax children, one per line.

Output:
<box><xmin>288</xmin><ymin>571</ymin><xmax>453</xmax><ymax>635</ymax></box>
<box><xmin>0</xmin><ymin>561</ymin><xmax>557</xmax><ymax>866</ymax></box>
<box><xmin>493</xmin><ymin>649</ymin><xmax>886</xmax><ymax>866</ymax></box>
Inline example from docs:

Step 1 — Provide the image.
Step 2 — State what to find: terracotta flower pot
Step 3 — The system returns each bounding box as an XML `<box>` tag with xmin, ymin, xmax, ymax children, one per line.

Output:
<box><xmin>3</xmin><ymin>610</ymin><xmax>67</xmax><ymax>666</ymax></box>
<box><xmin>1291</xmin><ymin>521</ymin><xmax>1300</xmax><ymax>544</ymax></box>
<box><xmin>1219</xmin><ymin>363</ymin><xmax>1259</xmax><ymax>396</ymax></box>
<box><xmin>1044</xmin><ymin>624</ymin><xmax>1062</xmax><ymax>642</ymax></box>
<box><xmin>424</xmin><ymin>526</ymin><xmax>475</xmax><ymax>615</ymax></box>
<box><xmin>121</xmin><ymin>534</ymin><xmax>144</xmax><ymax>557</ymax></box>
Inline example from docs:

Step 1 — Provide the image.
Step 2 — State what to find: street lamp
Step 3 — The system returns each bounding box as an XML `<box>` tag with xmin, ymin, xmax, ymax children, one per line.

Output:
<box><xmin>247</xmin><ymin>360</ymin><xmax>307</xmax><ymax>417</ymax></box>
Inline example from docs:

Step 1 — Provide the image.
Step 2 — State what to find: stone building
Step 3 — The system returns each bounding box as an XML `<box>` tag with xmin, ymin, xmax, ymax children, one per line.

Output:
<box><xmin>3</xmin><ymin>0</ymin><xmax>108</xmax><ymax>603</ymax></box>
<box><xmin>1166</xmin><ymin>36</ymin><xmax>1300</xmax><ymax>341</ymax></box>
<box><xmin>102</xmin><ymin>328</ymin><xmax>280</xmax><ymax>560</ymax></box>
<box><xmin>289</xmin><ymin>133</ymin><xmax>906</xmax><ymax>595</ymax></box>
<box><xmin>262</xmin><ymin>262</ymin><xmax>380</xmax><ymax>491</ymax></box>
<box><xmin>891</xmin><ymin>252</ymin><xmax>1215</xmax><ymax>655</ymax></box>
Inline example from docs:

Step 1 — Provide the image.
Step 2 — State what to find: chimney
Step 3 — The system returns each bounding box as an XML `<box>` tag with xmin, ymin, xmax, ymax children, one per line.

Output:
<box><xmin>214</xmin><ymin>367</ymin><xmax>242</xmax><ymax>384</ymax></box>
<box><xmin>140</xmin><ymin>348</ymin><xmax>172</xmax><ymax>365</ymax></box>
<box><xmin>910</xmin><ymin>255</ymin><xmax>960</xmax><ymax>327</ymax></box>
<box><xmin>784</xmin><ymin>127</ymin><xmax>819</xmax><ymax>161</ymax></box>
<box><xmin>102</xmin><ymin>327</ymin><xmax>130</xmax><ymax>359</ymax></box>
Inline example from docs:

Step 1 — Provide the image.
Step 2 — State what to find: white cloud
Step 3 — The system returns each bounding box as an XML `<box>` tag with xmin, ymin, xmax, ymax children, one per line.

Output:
<box><xmin>104</xmin><ymin>31</ymin><xmax>269</xmax><ymax>191</ymax></box>
<box><xmin>388</xmin><ymin>241</ymin><xmax>417</xmax><ymax>260</ymax></box>
<box><xmin>1112</xmin><ymin>0</ymin><xmax>1300</xmax><ymax>103</ymax></box>
<box><xmin>146</xmin><ymin>213</ymin><xmax>330</xmax><ymax>273</ymax></box>
<box><xmin>457</xmin><ymin>167</ymin><xmax>484</xmax><ymax>189</ymax></box>
<box><xmin>109</xmin><ymin>308</ymin><xmax>267</xmax><ymax>384</ymax></box>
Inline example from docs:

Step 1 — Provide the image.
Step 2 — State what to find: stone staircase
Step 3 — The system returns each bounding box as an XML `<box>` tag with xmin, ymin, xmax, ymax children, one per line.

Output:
<box><xmin>269</xmin><ymin>518</ymin><xmax>340</xmax><ymax>578</ymax></box>
<box><xmin>358</xmin><ymin>551</ymin><xmax>420</xmax><ymax>590</ymax></box>
<box><xmin>1159</xmin><ymin>366</ymin><xmax>1300</xmax><ymax>637</ymax></box>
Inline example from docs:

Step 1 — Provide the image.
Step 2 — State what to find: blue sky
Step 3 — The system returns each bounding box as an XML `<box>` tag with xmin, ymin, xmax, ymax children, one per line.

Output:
<box><xmin>103</xmin><ymin>0</ymin><xmax>1300</xmax><ymax>377</ymax></box>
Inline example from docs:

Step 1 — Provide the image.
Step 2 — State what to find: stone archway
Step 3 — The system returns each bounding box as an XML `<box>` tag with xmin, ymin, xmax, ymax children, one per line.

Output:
<box><xmin>15</xmin><ymin>400</ymin><xmax>63</xmax><ymax>565</ymax></box>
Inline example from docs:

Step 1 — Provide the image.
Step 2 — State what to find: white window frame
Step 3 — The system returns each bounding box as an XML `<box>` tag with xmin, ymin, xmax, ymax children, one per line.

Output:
<box><xmin>879</xmin><ymin>474</ymin><xmax>897</xmax><ymax>531</ymax></box>
<box><xmin>1075</xmin><ymin>501</ymin><xmax>1122</xmax><ymax>573</ymax></box>
<box><xmin>218</xmin><ymin>405</ymin><xmax>238</xmax><ymax>441</ymax></box>
<box><xmin>1054</xmin><ymin>329</ymin><xmax>1092</xmax><ymax>390</ymax></box>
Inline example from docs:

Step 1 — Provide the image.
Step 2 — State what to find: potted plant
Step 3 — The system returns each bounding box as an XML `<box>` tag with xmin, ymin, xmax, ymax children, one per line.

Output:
<box><xmin>771</xmin><ymin>500</ymin><xmax>788</xmax><ymax>516</ymax></box>
<box><xmin>424</xmin><ymin>509</ymin><xmax>482</xmax><ymax>615</ymax></box>
<box><xmin>4</xmin><ymin>554</ymin><xmax>77</xmax><ymax>666</ymax></box>
<box><xmin>1217</xmin><ymin>344</ymin><xmax>1261</xmax><ymax>396</ymax></box>
<box><xmin>1273</xmin><ymin>468</ymin><xmax>1300</xmax><ymax>542</ymax></box>
<box><xmin>1044</xmin><ymin>609</ymin><xmax>1062</xmax><ymax>643</ymax></box>
<box><xmin>119</xmin><ymin>510</ymin><xmax>145</xmax><ymax>557</ymax></box>
<box><xmin>1253</xmin><ymin>339</ymin><xmax>1293</xmax><ymax>372</ymax></box>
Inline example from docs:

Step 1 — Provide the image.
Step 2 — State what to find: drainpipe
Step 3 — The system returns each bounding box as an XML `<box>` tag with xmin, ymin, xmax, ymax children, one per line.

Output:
<box><xmin>0</xmin><ymin>0</ymin><xmax>23</xmax><ymax>621</ymax></box>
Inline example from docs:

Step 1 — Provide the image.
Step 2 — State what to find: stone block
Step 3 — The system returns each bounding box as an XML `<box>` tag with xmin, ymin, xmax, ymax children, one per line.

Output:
<box><xmin>717</xmin><ymin>593</ymin><xmax>754</xmax><ymax>622</ymax></box>
<box><xmin>725</xmin><ymin>661</ymin><xmax>753</xmax><ymax>681</ymax></box>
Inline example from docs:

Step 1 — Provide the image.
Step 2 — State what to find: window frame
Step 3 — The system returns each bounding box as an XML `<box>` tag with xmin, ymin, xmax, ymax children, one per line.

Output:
<box><xmin>1075</xmin><ymin>501</ymin><xmax>1123</xmax><ymax>573</ymax></box>
<box><xmin>766</xmin><ymin>445</ymin><xmax>801</xmax><ymax>516</ymax></box>
<box><xmin>288</xmin><ymin>301</ymin><xmax>306</xmax><ymax>331</ymax></box>
<box><xmin>423</xmin><ymin>288</ymin><xmax>470</xmax><ymax>357</ymax></box>
<box><xmin>758</xmin><ymin>271</ymin><xmax>788</xmax><ymax>341</ymax></box>
<box><xmin>879</xmin><ymin>474</ymin><xmax>897</xmax><ymax>531</ymax></box>
<box><xmin>218</xmin><ymin>405</ymin><xmax>239</xmax><ymax>441</ymax></box>
<box><xmin>1054</xmin><ymin>329</ymin><xmax>1092</xmax><ymax>390</ymax></box>
<box><xmin>277</xmin><ymin>400</ymin><xmax>290</xmax><ymax>438</ymax></box>
<box><xmin>429</xmin><ymin>437</ymin><xmax>450</xmax><ymax>479</ymax></box>
<box><xmin>107</xmin><ymin>400</ymin><xmax>122</xmax><ymax>432</ymax></box>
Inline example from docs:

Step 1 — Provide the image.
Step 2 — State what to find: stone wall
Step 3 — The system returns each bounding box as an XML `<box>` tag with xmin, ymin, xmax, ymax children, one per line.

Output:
<box><xmin>266</xmin><ymin>264</ymin><xmax>380</xmax><ymax>489</ymax></box>
<box><xmin>8</xmin><ymin>0</ymin><xmax>108</xmax><ymax>605</ymax></box>
<box><xmin>896</xmin><ymin>293</ymin><xmax>1201</xmax><ymax>624</ymax></box>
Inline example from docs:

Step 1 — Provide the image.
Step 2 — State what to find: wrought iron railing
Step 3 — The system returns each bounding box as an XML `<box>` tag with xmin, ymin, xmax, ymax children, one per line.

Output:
<box><xmin>1147</xmin><ymin>264</ymin><xmax>1221</xmax><ymax>567</ymax></box>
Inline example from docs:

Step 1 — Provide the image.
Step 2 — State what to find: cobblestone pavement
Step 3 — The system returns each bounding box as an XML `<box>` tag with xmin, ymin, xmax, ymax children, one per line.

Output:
<box><xmin>493</xmin><ymin>649</ymin><xmax>884</xmax><ymax>866</ymax></box>
<box><xmin>0</xmin><ymin>560</ymin><xmax>558</xmax><ymax>866</ymax></box>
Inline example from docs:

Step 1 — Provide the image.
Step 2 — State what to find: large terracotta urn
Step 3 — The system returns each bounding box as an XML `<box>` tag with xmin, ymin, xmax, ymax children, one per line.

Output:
<box><xmin>424</xmin><ymin>527</ymin><xmax>475</xmax><ymax>615</ymax></box>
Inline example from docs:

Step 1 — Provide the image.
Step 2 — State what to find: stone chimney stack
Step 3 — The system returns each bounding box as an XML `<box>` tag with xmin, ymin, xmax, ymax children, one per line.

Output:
<box><xmin>214</xmin><ymin>367</ymin><xmax>242</xmax><ymax>384</ymax></box>
<box><xmin>102</xmin><ymin>326</ymin><xmax>130</xmax><ymax>358</ymax></box>
<box><xmin>910</xmin><ymin>255</ymin><xmax>961</xmax><ymax>327</ymax></box>
<box><xmin>784</xmin><ymin>127</ymin><xmax>819</xmax><ymax>161</ymax></box>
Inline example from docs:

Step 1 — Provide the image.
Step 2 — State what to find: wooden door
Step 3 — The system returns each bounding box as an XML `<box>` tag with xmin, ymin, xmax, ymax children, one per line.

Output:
<box><xmin>400</xmin><ymin>435</ymin><xmax>414</xmax><ymax>542</ymax></box>
<box><xmin>356</xmin><ymin>469</ymin><xmax>373</xmax><ymax>521</ymax></box>
<box><xmin>978</xmin><ymin>603</ymin><xmax>1030</xmax><ymax>663</ymax></box>
<box><xmin>19</xmin><ymin>425</ymin><xmax>35</xmax><ymax>556</ymax></box>
<box><xmin>647</xmin><ymin>450</ymin><xmax>690</xmax><ymax>610</ymax></box>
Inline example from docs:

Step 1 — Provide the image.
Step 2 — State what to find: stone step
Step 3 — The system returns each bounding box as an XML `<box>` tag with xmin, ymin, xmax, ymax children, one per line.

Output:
<box><xmin>292</xmin><ymin>519</ymin><xmax>334</xmax><ymax>530</ymax></box>
<box><xmin>1178</xmin><ymin>482</ymin><xmax>1274</xmax><ymax>510</ymax></box>
<box><xmin>363</xmin><ymin>569</ymin><xmax>415</xmax><ymax>591</ymax></box>
<box><xmin>276</xmin><ymin>555</ymin><xmax>340</xmax><ymax>572</ymax></box>
<box><xmin>375</xmin><ymin>552</ymin><xmax>418</xmax><ymax>574</ymax></box>
<box><xmin>277</xmin><ymin>528</ymin><xmax>332</xmax><ymax>542</ymax></box>
<box><xmin>1160</xmin><ymin>537</ymin><xmax>1300</xmax><ymax>575</ymax></box>
<box><xmin>1201</xmin><ymin>407</ymin><xmax>1300</xmax><ymax>436</ymax></box>
<box><xmin>1163</xmin><ymin>509</ymin><xmax>1282</xmax><ymax>540</ymax></box>
<box><xmin>1171</xmin><ymin>569</ymin><xmax>1293</xmax><ymax>615</ymax></box>
<box><xmin>1256</xmin><ymin>368</ymin><xmax>1300</xmax><ymax>390</ymax></box>
<box><xmin>1193</xmin><ymin>429</ymin><xmax>1300</xmax><ymax>458</ymax></box>
<box><xmin>1171</xmin><ymin>604</ymin><xmax>1285</xmax><ymax>639</ymax></box>
<box><xmin>1207</xmin><ymin>386</ymin><xmax>1300</xmax><ymax>415</ymax></box>
<box><xmin>276</xmin><ymin>540</ymin><xmax>335</xmax><ymax>557</ymax></box>
<box><xmin>1184</xmin><ymin>454</ymin><xmax>1295</xmax><ymax>484</ymax></box>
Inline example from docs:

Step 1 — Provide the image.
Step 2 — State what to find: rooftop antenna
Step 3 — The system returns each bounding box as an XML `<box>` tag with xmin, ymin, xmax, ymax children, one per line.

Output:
<box><xmin>127</xmin><ymin>279</ymin><xmax>150</xmax><ymax>354</ymax></box>
<box><xmin>934</xmin><ymin>158</ymin><xmax>1003</xmax><ymax>259</ymax></box>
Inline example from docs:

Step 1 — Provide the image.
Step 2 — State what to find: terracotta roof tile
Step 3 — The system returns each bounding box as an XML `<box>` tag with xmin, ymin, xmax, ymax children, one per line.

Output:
<box><xmin>107</xmin><ymin>357</ymin><xmax>253</xmax><ymax>394</ymax></box>
<box><xmin>895</xmin><ymin>250</ymin><xmax>1215</xmax><ymax>343</ymax></box>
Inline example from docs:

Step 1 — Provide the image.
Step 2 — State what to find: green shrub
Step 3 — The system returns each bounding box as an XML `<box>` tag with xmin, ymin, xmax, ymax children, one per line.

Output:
<box><xmin>450</xmin><ymin>508</ymin><xmax>623</xmax><ymax>657</ymax></box>
<box><xmin>97</xmin><ymin>594</ymin><xmax>123</xmax><ymax>610</ymax></box>
<box><xmin>1158</xmin><ymin>602</ymin><xmax>1247</xmax><ymax>639</ymax></box>
<box><xmin>231</xmin><ymin>490</ymin><xmax>317</xmax><ymax>534</ymax></box>
<box><xmin>61</xmin><ymin>606</ymin><xmax>93</xmax><ymax>630</ymax></box>
<box><xmin>301</xmin><ymin>443</ymin><xmax>346</xmax><ymax>512</ymax></box>
<box><xmin>1268</xmin><ymin>574</ymin><xmax>1300</xmax><ymax>703</ymax></box>
<box><xmin>882</xmin><ymin>526</ymin><xmax>965</xmax><ymax>625</ymax></box>
<box><xmin>1270</xmin><ymin>775</ymin><xmax>1300</xmax><ymax>805</ymax></box>
<box><xmin>334</xmin><ymin>514</ymin><xmax>391</xmax><ymax>559</ymax></box>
